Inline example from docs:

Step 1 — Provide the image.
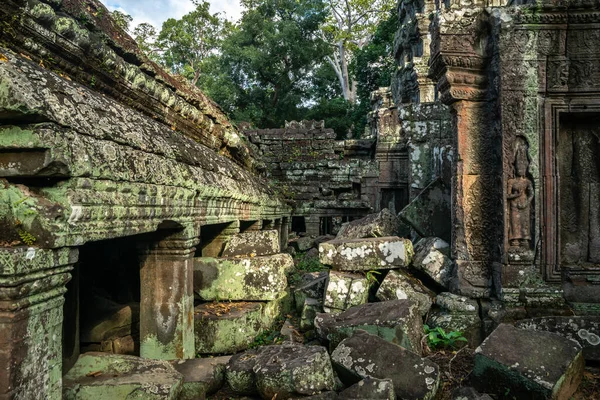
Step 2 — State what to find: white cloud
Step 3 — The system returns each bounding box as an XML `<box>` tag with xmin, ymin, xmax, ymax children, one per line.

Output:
<box><xmin>102</xmin><ymin>0</ymin><xmax>242</xmax><ymax>31</ymax></box>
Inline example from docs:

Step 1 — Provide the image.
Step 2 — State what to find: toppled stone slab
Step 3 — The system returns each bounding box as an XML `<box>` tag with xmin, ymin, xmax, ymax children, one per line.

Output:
<box><xmin>516</xmin><ymin>316</ymin><xmax>600</xmax><ymax>362</ymax></box>
<box><xmin>172</xmin><ymin>356</ymin><xmax>230</xmax><ymax>400</ymax></box>
<box><xmin>222</xmin><ymin>230</ymin><xmax>280</xmax><ymax>257</ymax></box>
<box><xmin>293</xmin><ymin>236</ymin><xmax>316</xmax><ymax>252</ymax></box>
<box><xmin>63</xmin><ymin>352</ymin><xmax>183</xmax><ymax>400</ymax></box>
<box><xmin>331</xmin><ymin>331</ymin><xmax>439</xmax><ymax>400</ymax></box>
<box><xmin>413</xmin><ymin>237</ymin><xmax>453</xmax><ymax>289</ymax></box>
<box><xmin>324</xmin><ymin>271</ymin><xmax>369</xmax><ymax>314</ymax></box>
<box><xmin>319</xmin><ymin>237</ymin><xmax>413</xmax><ymax>271</ymax></box>
<box><xmin>194</xmin><ymin>255</ymin><xmax>292</xmax><ymax>301</ymax></box>
<box><xmin>336</xmin><ymin>209</ymin><xmax>399</xmax><ymax>240</ymax></box>
<box><xmin>315</xmin><ymin>300</ymin><xmax>423</xmax><ymax>352</ymax></box>
<box><xmin>472</xmin><ymin>324</ymin><xmax>584</xmax><ymax>399</ymax></box>
<box><xmin>301</xmin><ymin>298</ymin><xmax>322</xmax><ymax>331</ymax></box>
<box><xmin>339</xmin><ymin>377</ymin><xmax>396</xmax><ymax>399</ymax></box>
<box><xmin>226</xmin><ymin>344</ymin><xmax>336</xmax><ymax>399</ymax></box>
<box><xmin>437</xmin><ymin>292</ymin><xmax>479</xmax><ymax>313</ymax></box>
<box><xmin>376</xmin><ymin>270</ymin><xmax>434</xmax><ymax>316</ymax></box>
<box><xmin>294</xmin><ymin>271</ymin><xmax>328</xmax><ymax>313</ymax></box>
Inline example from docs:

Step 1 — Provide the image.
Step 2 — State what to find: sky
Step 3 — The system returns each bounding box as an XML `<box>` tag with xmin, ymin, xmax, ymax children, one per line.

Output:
<box><xmin>101</xmin><ymin>0</ymin><xmax>243</xmax><ymax>31</ymax></box>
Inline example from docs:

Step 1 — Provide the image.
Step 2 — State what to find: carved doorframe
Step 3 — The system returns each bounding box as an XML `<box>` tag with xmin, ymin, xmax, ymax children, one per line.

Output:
<box><xmin>541</xmin><ymin>97</ymin><xmax>600</xmax><ymax>282</ymax></box>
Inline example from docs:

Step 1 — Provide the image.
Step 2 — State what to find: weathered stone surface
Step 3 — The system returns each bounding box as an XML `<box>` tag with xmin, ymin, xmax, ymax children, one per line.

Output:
<box><xmin>339</xmin><ymin>377</ymin><xmax>396</xmax><ymax>399</ymax></box>
<box><xmin>221</xmin><ymin>230</ymin><xmax>281</xmax><ymax>257</ymax></box>
<box><xmin>294</xmin><ymin>271</ymin><xmax>328</xmax><ymax>313</ymax></box>
<box><xmin>472</xmin><ymin>324</ymin><xmax>584</xmax><ymax>399</ymax></box>
<box><xmin>452</xmin><ymin>387</ymin><xmax>493</xmax><ymax>400</ymax></box>
<box><xmin>336</xmin><ymin>209</ymin><xmax>399</xmax><ymax>240</ymax></box>
<box><xmin>226</xmin><ymin>344</ymin><xmax>336</xmax><ymax>398</ymax></box>
<box><xmin>172</xmin><ymin>356</ymin><xmax>230</xmax><ymax>400</ymax></box>
<box><xmin>63</xmin><ymin>352</ymin><xmax>183</xmax><ymax>399</ymax></box>
<box><xmin>319</xmin><ymin>237</ymin><xmax>413</xmax><ymax>271</ymax></box>
<box><xmin>331</xmin><ymin>331</ymin><xmax>439</xmax><ymax>400</ymax></box>
<box><xmin>293</xmin><ymin>236</ymin><xmax>317</xmax><ymax>252</ymax></box>
<box><xmin>376</xmin><ymin>269</ymin><xmax>434</xmax><ymax>316</ymax></box>
<box><xmin>301</xmin><ymin>298</ymin><xmax>322</xmax><ymax>331</ymax></box>
<box><xmin>412</xmin><ymin>237</ymin><xmax>453</xmax><ymax>289</ymax></box>
<box><xmin>315</xmin><ymin>300</ymin><xmax>423</xmax><ymax>352</ymax></box>
<box><xmin>436</xmin><ymin>292</ymin><xmax>479</xmax><ymax>313</ymax></box>
<box><xmin>80</xmin><ymin>298</ymin><xmax>139</xmax><ymax>343</ymax></box>
<box><xmin>323</xmin><ymin>271</ymin><xmax>370</xmax><ymax>313</ymax></box>
<box><xmin>194</xmin><ymin>255</ymin><xmax>292</xmax><ymax>301</ymax></box>
<box><xmin>516</xmin><ymin>316</ymin><xmax>600</xmax><ymax>362</ymax></box>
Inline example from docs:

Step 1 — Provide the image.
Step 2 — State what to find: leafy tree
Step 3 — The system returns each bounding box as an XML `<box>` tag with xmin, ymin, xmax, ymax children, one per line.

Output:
<box><xmin>133</xmin><ymin>23</ymin><xmax>159</xmax><ymax>61</ymax></box>
<box><xmin>111</xmin><ymin>10</ymin><xmax>133</xmax><ymax>32</ymax></box>
<box><xmin>321</xmin><ymin>0</ymin><xmax>396</xmax><ymax>103</ymax></box>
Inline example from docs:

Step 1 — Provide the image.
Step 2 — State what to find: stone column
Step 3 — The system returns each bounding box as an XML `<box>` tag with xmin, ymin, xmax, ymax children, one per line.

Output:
<box><xmin>138</xmin><ymin>226</ymin><xmax>198</xmax><ymax>360</ymax></box>
<box><xmin>0</xmin><ymin>247</ymin><xmax>77</xmax><ymax>400</ymax></box>
<box><xmin>279</xmin><ymin>217</ymin><xmax>290</xmax><ymax>252</ymax></box>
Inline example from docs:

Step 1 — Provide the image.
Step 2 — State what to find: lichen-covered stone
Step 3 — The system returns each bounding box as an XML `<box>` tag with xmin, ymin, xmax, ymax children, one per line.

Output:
<box><xmin>226</xmin><ymin>349</ymin><xmax>262</xmax><ymax>395</ymax></box>
<box><xmin>63</xmin><ymin>352</ymin><xmax>183</xmax><ymax>399</ymax></box>
<box><xmin>172</xmin><ymin>356</ymin><xmax>230</xmax><ymax>400</ymax></box>
<box><xmin>339</xmin><ymin>377</ymin><xmax>396</xmax><ymax>399</ymax></box>
<box><xmin>472</xmin><ymin>324</ymin><xmax>584</xmax><ymax>399</ymax></box>
<box><xmin>436</xmin><ymin>292</ymin><xmax>479</xmax><ymax>314</ymax></box>
<box><xmin>336</xmin><ymin>209</ymin><xmax>399</xmax><ymax>240</ymax></box>
<box><xmin>293</xmin><ymin>236</ymin><xmax>317</xmax><ymax>252</ymax></box>
<box><xmin>319</xmin><ymin>237</ymin><xmax>413</xmax><ymax>271</ymax></box>
<box><xmin>412</xmin><ymin>237</ymin><xmax>453</xmax><ymax>289</ymax></box>
<box><xmin>427</xmin><ymin>292</ymin><xmax>482</xmax><ymax>346</ymax></box>
<box><xmin>331</xmin><ymin>330</ymin><xmax>440</xmax><ymax>400</ymax></box>
<box><xmin>376</xmin><ymin>269</ymin><xmax>434</xmax><ymax>316</ymax></box>
<box><xmin>294</xmin><ymin>271</ymin><xmax>328</xmax><ymax>313</ymax></box>
<box><xmin>323</xmin><ymin>271</ymin><xmax>370</xmax><ymax>313</ymax></box>
<box><xmin>315</xmin><ymin>300</ymin><xmax>423</xmax><ymax>352</ymax></box>
<box><xmin>301</xmin><ymin>298</ymin><xmax>323</xmax><ymax>332</ymax></box>
<box><xmin>221</xmin><ymin>230</ymin><xmax>281</xmax><ymax>257</ymax></box>
<box><xmin>194</xmin><ymin>255</ymin><xmax>292</xmax><ymax>301</ymax></box>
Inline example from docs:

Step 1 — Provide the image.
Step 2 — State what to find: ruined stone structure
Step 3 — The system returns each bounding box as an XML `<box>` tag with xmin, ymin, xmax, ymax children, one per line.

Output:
<box><xmin>0</xmin><ymin>1</ymin><xmax>290</xmax><ymax>398</ymax></box>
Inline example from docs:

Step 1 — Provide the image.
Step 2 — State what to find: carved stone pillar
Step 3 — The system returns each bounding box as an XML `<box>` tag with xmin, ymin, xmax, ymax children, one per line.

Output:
<box><xmin>0</xmin><ymin>247</ymin><xmax>77</xmax><ymax>400</ymax></box>
<box><xmin>138</xmin><ymin>227</ymin><xmax>198</xmax><ymax>360</ymax></box>
<box><xmin>280</xmin><ymin>217</ymin><xmax>290</xmax><ymax>251</ymax></box>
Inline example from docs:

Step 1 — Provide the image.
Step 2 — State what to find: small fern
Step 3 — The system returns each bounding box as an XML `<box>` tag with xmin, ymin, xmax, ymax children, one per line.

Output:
<box><xmin>17</xmin><ymin>229</ymin><xmax>36</xmax><ymax>246</ymax></box>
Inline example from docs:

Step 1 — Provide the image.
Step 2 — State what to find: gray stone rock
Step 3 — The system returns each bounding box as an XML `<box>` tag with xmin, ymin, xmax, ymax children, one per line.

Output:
<box><xmin>301</xmin><ymin>298</ymin><xmax>322</xmax><ymax>331</ymax></box>
<box><xmin>291</xmin><ymin>392</ymin><xmax>338</xmax><ymax>400</ymax></box>
<box><xmin>286</xmin><ymin>246</ymin><xmax>297</xmax><ymax>256</ymax></box>
<box><xmin>515</xmin><ymin>316</ymin><xmax>600</xmax><ymax>362</ymax></box>
<box><xmin>427</xmin><ymin>292</ymin><xmax>482</xmax><ymax>346</ymax></box>
<box><xmin>319</xmin><ymin>237</ymin><xmax>413</xmax><ymax>271</ymax></box>
<box><xmin>315</xmin><ymin>300</ymin><xmax>423</xmax><ymax>353</ymax></box>
<box><xmin>376</xmin><ymin>269</ymin><xmax>434</xmax><ymax>316</ymax></box>
<box><xmin>472</xmin><ymin>324</ymin><xmax>584</xmax><ymax>399</ymax></box>
<box><xmin>339</xmin><ymin>377</ymin><xmax>396</xmax><ymax>399</ymax></box>
<box><xmin>331</xmin><ymin>331</ymin><xmax>440</xmax><ymax>400</ymax></box>
<box><xmin>173</xmin><ymin>356</ymin><xmax>230</xmax><ymax>400</ymax></box>
<box><xmin>323</xmin><ymin>271</ymin><xmax>370</xmax><ymax>314</ymax></box>
<box><xmin>413</xmin><ymin>237</ymin><xmax>453</xmax><ymax>289</ymax></box>
<box><xmin>294</xmin><ymin>271</ymin><xmax>328</xmax><ymax>313</ymax></box>
<box><xmin>294</xmin><ymin>236</ymin><xmax>317</xmax><ymax>252</ymax></box>
<box><xmin>336</xmin><ymin>209</ymin><xmax>399</xmax><ymax>240</ymax></box>
<box><xmin>226</xmin><ymin>349</ymin><xmax>261</xmax><ymax>395</ymax></box>
<box><xmin>63</xmin><ymin>352</ymin><xmax>183</xmax><ymax>400</ymax></box>
<box><xmin>222</xmin><ymin>230</ymin><xmax>280</xmax><ymax>257</ymax></box>
<box><xmin>452</xmin><ymin>387</ymin><xmax>493</xmax><ymax>400</ymax></box>
<box><xmin>436</xmin><ymin>292</ymin><xmax>479</xmax><ymax>314</ymax></box>
<box><xmin>306</xmin><ymin>247</ymin><xmax>320</xmax><ymax>260</ymax></box>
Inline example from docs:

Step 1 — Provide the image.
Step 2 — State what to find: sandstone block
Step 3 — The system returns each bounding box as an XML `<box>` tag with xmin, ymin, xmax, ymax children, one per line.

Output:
<box><xmin>301</xmin><ymin>298</ymin><xmax>322</xmax><ymax>331</ymax></box>
<box><xmin>413</xmin><ymin>237</ymin><xmax>453</xmax><ymax>289</ymax></box>
<box><xmin>222</xmin><ymin>230</ymin><xmax>280</xmax><ymax>257</ymax></box>
<box><xmin>194</xmin><ymin>254</ymin><xmax>292</xmax><ymax>301</ymax></box>
<box><xmin>339</xmin><ymin>377</ymin><xmax>396</xmax><ymax>400</ymax></box>
<box><xmin>319</xmin><ymin>237</ymin><xmax>413</xmax><ymax>271</ymax></box>
<box><xmin>315</xmin><ymin>300</ymin><xmax>423</xmax><ymax>352</ymax></box>
<box><xmin>63</xmin><ymin>352</ymin><xmax>183</xmax><ymax>400</ymax></box>
<box><xmin>427</xmin><ymin>292</ymin><xmax>482</xmax><ymax>347</ymax></box>
<box><xmin>294</xmin><ymin>271</ymin><xmax>328</xmax><ymax>313</ymax></box>
<box><xmin>331</xmin><ymin>331</ymin><xmax>440</xmax><ymax>400</ymax></box>
<box><xmin>336</xmin><ymin>209</ymin><xmax>399</xmax><ymax>240</ymax></box>
<box><xmin>376</xmin><ymin>270</ymin><xmax>434</xmax><ymax>316</ymax></box>
<box><xmin>323</xmin><ymin>271</ymin><xmax>369</xmax><ymax>313</ymax></box>
<box><xmin>293</xmin><ymin>236</ymin><xmax>316</xmax><ymax>251</ymax></box>
<box><xmin>172</xmin><ymin>356</ymin><xmax>230</xmax><ymax>400</ymax></box>
<box><xmin>472</xmin><ymin>324</ymin><xmax>584</xmax><ymax>399</ymax></box>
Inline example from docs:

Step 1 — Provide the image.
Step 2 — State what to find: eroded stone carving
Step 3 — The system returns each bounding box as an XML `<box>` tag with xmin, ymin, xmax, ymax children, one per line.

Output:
<box><xmin>507</xmin><ymin>137</ymin><xmax>534</xmax><ymax>250</ymax></box>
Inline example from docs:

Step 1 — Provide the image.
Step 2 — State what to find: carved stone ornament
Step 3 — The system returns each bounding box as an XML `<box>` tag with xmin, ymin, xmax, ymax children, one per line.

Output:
<box><xmin>507</xmin><ymin>137</ymin><xmax>534</xmax><ymax>253</ymax></box>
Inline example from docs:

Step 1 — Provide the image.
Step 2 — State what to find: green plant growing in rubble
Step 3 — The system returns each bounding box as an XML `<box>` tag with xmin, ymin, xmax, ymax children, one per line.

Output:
<box><xmin>424</xmin><ymin>325</ymin><xmax>468</xmax><ymax>349</ymax></box>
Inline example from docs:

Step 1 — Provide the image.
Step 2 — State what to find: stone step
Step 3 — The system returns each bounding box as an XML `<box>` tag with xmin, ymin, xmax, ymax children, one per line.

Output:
<box><xmin>62</xmin><ymin>352</ymin><xmax>183</xmax><ymax>400</ymax></box>
<box><xmin>172</xmin><ymin>356</ymin><xmax>230</xmax><ymax>400</ymax></box>
<box><xmin>319</xmin><ymin>237</ymin><xmax>413</xmax><ymax>271</ymax></box>
<box><xmin>472</xmin><ymin>324</ymin><xmax>584</xmax><ymax>399</ymax></box>
<box><xmin>331</xmin><ymin>330</ymin><xmax>440</xmax><ymax>400</ymax></box>
<box><xmin>222</xmin><ymin>229</ymin><xmax>280</xmax><ymax>257</ymax></box>
<box><xmin>315</xmin><ymin>299</ymin><xmax>423</xmax><ymax>353</ymax></box>
<box><xmin>193</xmin><ymin>254</ymin><xmax>293</xmax><ymax>301</ymax></box>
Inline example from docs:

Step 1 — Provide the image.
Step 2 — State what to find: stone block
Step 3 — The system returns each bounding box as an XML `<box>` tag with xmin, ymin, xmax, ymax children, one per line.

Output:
<box><xmin>315</xmin><ymin>300</ymin><xmax>423</xmax><ymax>352</ymax></box>
<box><xmin>427</xmin><ymin>292</ymin><xmax>482</xmax><ymax>347</ymax></box>
<box><xmin>294</xmin><ymin>271</ymin><xmax>328</xmax><ymax>313</ymax></box>
<box><xmin>172</xmin><ymin>356</ymin><xmax>230</xmax><ymax>400</ymax></box>
<box><xmin>339</xmin><ymin>377</ymin><xmax>396</xmax><ymax>399</ymax></box>
<box><xmin>336</xmin><ymin>209</ymin><xmax>399</xmax><ymax>240</ymax></box>
<box><xmin>301</xmin><ymin>298</ymin><xmax>322</xmax><ymax>331</ymax></box>
<box><xmin>472</xmin><ymin>324</ymin><xmax>584</xmax><ymax>399</ymax></box>
<box><xmin>319</xmin><ymin>237</ymin><xmax>413</xmax><ymax>271</ymax></box>
<box><xmin>413</xmin><ymin>237</ymin><xmax>453</xmax><ymax>289</ymax></box>
<box><xmin>376</xmin><ymin>270</ymin><xmax>434</xmax><ymax>316</ymax></box>
<box><xmin>193</xmin><ymin>254</ymin><xmax>292</xmax><ymax>301</ymax></box>
<box><xmin>293</xmin><ymin>236</ymin><xmax>317</xmax><ymax>251</ymax></box>
<box><xmin>63</xmin><ymin>352</ymin><xmax>183</xmax><ymax>399</ymax></box>
<box><xmin>221</xmin><ymin>230</ymin><xmax>280</xmax><ymax>257</ymax></box>
<box><xmin>323</xmin><ymin>271</ymin><xmax>370</xmax><ymax>313</ymax></box>
<box><xmin>331</xmin><ymin>331</ymin><xmax>440</xmax><ymax>400</ymax></box>
<box><xmin>226</xmin><ymin>344</ymin><xmax>336</xmax><ymax>398</ymax></box>
<box><xmin>452</xmin><ymin>387</ymin><xmax>493</xmax><ymax>400</ymax></box>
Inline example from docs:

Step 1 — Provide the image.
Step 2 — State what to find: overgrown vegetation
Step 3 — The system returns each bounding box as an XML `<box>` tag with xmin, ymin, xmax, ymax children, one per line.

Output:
<box><xmin>288</xmin><ymin>252</ymin><xmax>327</xmax><ymax>286</ymax></box>
<box><xmin>424</xmin><ymin>325</ymin><xmax>468</xmax><ymax>349</ymax></box>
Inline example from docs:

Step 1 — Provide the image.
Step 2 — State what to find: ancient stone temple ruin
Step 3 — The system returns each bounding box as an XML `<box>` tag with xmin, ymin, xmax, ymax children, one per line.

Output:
<box><xmin>0</xmin><ymin>0</ymin><xmax>599</xmax><ymax>399</ymax></box>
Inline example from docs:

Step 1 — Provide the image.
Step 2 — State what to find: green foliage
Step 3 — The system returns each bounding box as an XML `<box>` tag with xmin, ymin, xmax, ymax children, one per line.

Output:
<box><xmin>364</xmin><ymin>269</ymin><xmax>382</xmax><ymax>285</ymax></box>
<box><xmin>110</xmin><ymin>10</ymin><xmax>132</xmax><ymax>31</ymax></box>
<box><xmin>424</xmin><ymin>325</ymin><xmax>468</xmax><ymax>349</ymax></box>
<box><xmin>288</xmin><ymin>252</ymin><xmax>326</xmax><ymax>286</ymax></box>
<box><xmin>17</xmin><ymin>229</ymin><xmax>36</xmax><ymax>246</ymax></box>
<box><xmin>249</xmin><ymin>316</ymin><xmax>285</xmax><ymax>348</ymax></box>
